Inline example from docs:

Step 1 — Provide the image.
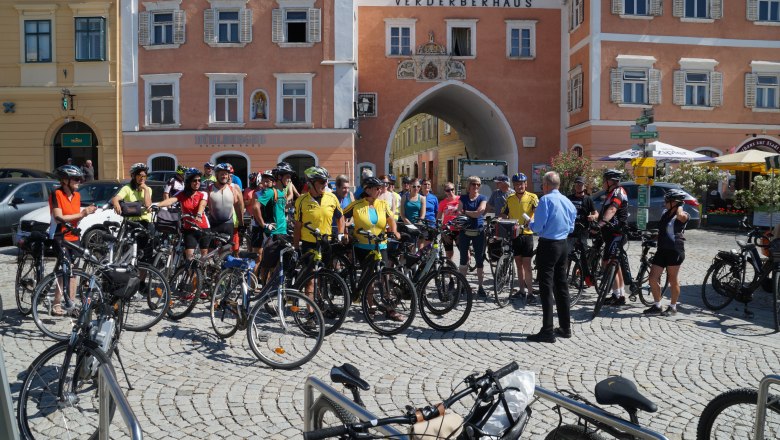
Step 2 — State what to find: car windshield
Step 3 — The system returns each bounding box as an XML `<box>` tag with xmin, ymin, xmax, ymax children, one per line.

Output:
<box><xmin>0</xmin><ymin>182</ymin><xmax>19</xmax><ymax>201</ymax></box>
<box><xmin>78</xmin><ymin>182</ymin><xmax>121</xmax><ymax>206</ymax></box>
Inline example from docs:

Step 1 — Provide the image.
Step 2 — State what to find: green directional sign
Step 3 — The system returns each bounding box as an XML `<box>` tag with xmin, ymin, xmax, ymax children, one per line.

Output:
<box><xmin>638</xmin><ymin>185</ymin><xmax>649</xmax><ymax>208</ymax></box>
<box><xmin>635</xmin><ymin>116</ymin><xmax>650</xmax><ymax>126</ymax></box>
<box><xmin>630</xmin><ymin>131</ymin><xmax>659</xmax><ymax>139</ymax></box>
<box><xmin>637</xmin><ymin>208</ymin><xmax>648</xmax><ymax>231</ymax></box>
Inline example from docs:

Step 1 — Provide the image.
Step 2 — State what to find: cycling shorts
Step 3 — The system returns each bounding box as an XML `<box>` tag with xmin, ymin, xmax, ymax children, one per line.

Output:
<box><xmin>602</xmin><ymin>234</ymin><xmax>626</xmax><ymax>261</ymax></box>
<box><xmin>210</xmin><ymin>222</ymin><xmax>235</xmax><ymax>250</ymax></box>
<box><xmin>652</xmin><ymin>248</ymin><xmax>685</xmax><ymax>268</ymax></box>
<box><xmin>512</xmin><ymin>235</ymin><xmax>534</xmax><ymax>258</ymax></box>
<box><xmin>183</xmin><ymin>229</ymin><xmax>210</xmax><ymax>250</ymax></box>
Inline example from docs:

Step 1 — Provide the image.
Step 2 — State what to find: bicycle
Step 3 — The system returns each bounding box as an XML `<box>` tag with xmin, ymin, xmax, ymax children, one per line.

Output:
<box><xmin>488</xmin><ymin>218</ymin><xmax>518</xmax><ymax>307</ymax></box>
<box><xmin>696</xmin><ymin>374</ymin><xmax>780</xmax><ymax>439</ymax></box>
<box><xmin>591</xmin><ymin>224</ymin><xmax>636</xmax><ymax>320</ymax></box>
<box><xmin>701</xmin><ymin>220</ymin><xmax>779</xmax><ymax>330</ymax></box>
<box><xmin>626</xmin><ymin>229</ymin><xmax>669</xmax><ymax>307</ymax></box>
<box><xmin>15</xmin><ymin>226</ymin><xmax>55</xmax><ymax>315</ymax></box>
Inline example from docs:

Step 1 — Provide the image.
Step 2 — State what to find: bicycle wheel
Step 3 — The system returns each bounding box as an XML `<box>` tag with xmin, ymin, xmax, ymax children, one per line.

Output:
<box><xmin>246</xmin><ymin>289</ymin><xmax>324</xmax><ymax>369</ymax></box>
<box><xmin>774</xmin><ymin>270</ymin><xmax>779</xmax><ymax>332</ymax></box>
<box><xmin>151</xmin><ymin>248</ymin><xmax>175</xmax><ymax>279</ymax></box>
<box><xmin>81</xmin><ymin>228</ymin><xmax>111</xmax><ymax>263</ymax></box>
<box><xmin>592</xmin><ymin>263</ymin><xmax>616</xmax><ymax>319</ymax></box>
<box><xmin>210</xmin><ymin>269</ymin><xmax>243</xmax><ymax>339</ymax></box>
<box><xmin>701</xmin><ymin>260</ymin><xmax>738</xmax><ymax>311</ymax></box>
<box><xmin>295</xmin><ymin>269</ymin><xmax>351</xmax><ymax>336</ymax></box>
<box><xmin>544</xmin><ymin>424</ymin><xmax>606</xmax><ymax>440</ymax></box>
<box><xmin>310</xmin><ymin>395</ymin><xmax>358</xmax><ymax>429</ymax></box>
<box><xmin>167</xmin><ymin>264</ymin><xmax>202</xmax><ymax>321</ymax></box>
<box><xmin>696</xmin><ymin>388</ymin><xmax>780</xmax><ymax>440</ymax></box>
<box><xmin>17</xmin><ymin>340</ymin><xmax>116</xmax><ymax>440</ymax></box>
<box><xmin>15</xmin><ymin>252</ymin><xmax>38</xmax><ymax>315</ymax></box>
<box><xmin>417</xmin><ymin>267</ymin><xmax>472</xmax><ymax>332</ymax></box>
<box><xmin>631</xmin><ymin>262</ymin><xmax>669</xmax><ymax>306</ymax></box>
<box><xmin>331</xmin><ymin>253</ymin><xmax>357</xmax><ymax>299</ymax></box>
<box><xmin>122</xmin><ymin>263</ymin><xmax>170</xmax><ymax>331</ymax></box>
<box><xmin>567</xmin><ymin>259</ymin><xmax>585</xmax><ymax>306</ymax></box>
<box><xmin>31</xmin><ymin>270</ymin><xmax>91</xmax><ymax>341</ymax></box>
<box><xmin>361</xmin><ymin>268</ymin><xmax>417</xmax><ymax>336</ymax></box>
<box><xmin>493</xmin><ymin>254</ymin><xmax>515</xmax><ymax>308</ymax></box>
<box><xmin>585</xmin><ymin>247</ymin><xmax>602</xmax><ymax>291</ymax></box>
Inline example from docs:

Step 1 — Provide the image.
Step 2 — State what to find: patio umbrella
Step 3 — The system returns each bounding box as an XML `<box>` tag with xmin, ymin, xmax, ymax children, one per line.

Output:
<box><xmin>700</xmin><ymin>150</ymin><xmax>777</xmax><ymax>173</ymax></box>
<box><xmin>598</xmin><ymin>141</ymin><xmax>715</xmax><ymax>162</ymax></box>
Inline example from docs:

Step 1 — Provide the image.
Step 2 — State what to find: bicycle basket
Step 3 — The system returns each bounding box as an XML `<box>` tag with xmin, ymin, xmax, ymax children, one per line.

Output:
<box><xmin>154</xmin><ymin>207</ymin><xmax>181</xmax><ymax>233</ymax></box>
<box><xmin>101</xmin><ymin>266</ymin><xmax>141</xmax><ymax>299</ymax></box>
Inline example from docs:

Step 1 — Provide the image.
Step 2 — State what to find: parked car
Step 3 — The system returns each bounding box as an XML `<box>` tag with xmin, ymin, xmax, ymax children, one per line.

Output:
<box><xmin>148</xmin><ymin>170</ymin><xmax>178</xmax><ymax>184</ymax></box>
<box><xmin>592</xmin><ymin>181</ymin><xmax>701</xmax><ymax>230</ymax></box>
<box><xmin>14</xmin><ymin>179</ymin><xmax>167</xmax><ymax>246</ymax></box>
<box><xmin>0</xmin><ymin>178</ymin><xmax>58</xmax><ymax>242</ymax></box>
<box><xmin>0</xmin><ymin>168</ymin><xmax>57</xmax><ymax>179</ymax></box>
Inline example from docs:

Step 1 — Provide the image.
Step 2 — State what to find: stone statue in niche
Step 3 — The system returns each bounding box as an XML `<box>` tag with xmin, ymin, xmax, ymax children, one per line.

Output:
<box><xmin>251</xmin><ymin>91</ymin><xmax>267</xmax><ymax>120</ymax></box>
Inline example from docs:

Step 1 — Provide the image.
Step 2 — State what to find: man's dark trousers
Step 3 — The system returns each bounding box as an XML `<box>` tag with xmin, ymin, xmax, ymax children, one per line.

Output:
<box><xmin>536</xmin><ymin>237</ymin><xmax>571</xmax><ymax>334</ymax></box>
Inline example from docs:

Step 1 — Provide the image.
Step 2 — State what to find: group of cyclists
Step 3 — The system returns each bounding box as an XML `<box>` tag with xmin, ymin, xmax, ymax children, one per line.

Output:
<box><xmin>45</xmin><ymin>157</ymin><xmax>701</xmax><ymax>321</ymax></box>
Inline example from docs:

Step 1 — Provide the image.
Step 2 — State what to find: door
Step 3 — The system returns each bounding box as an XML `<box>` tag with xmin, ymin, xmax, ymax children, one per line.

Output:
<box><xmin>53</xmin><ymin>121</ymin><xmax>99</xmax><ymax>178</ymax></box>
<box><xmin>214</xmin><ymin>154</ymin><xmax>248</xmax><ymax>189</ymax></box>
<box><xmin>4</xmin><ymin>183</ymin><xmax>48</xmax><ymax>236</ymax></box>
<box><xmin>282</xmin><ymin>154</ymin><xmax>315</xmax><ymax>192</ymax></box>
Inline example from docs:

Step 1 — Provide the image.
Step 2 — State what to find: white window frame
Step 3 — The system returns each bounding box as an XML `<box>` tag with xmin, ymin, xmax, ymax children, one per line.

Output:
<box><xmin>151</xmin><ymin>11</ymin><xmax>174</xmax><ymax>45</ymax></box>
<box><xmin>758</xmin><ymin>0</ymin><xmax>780</xmax><ymax>22</ymax></box>
<box><xmin>205</xmin><ymin>0</ymin><xmax>250</xmax><ymax>48</ymax></box>
<box><xmin>623</xmin><ymin>0</ymin><xmax>650</xmax><ymax>16</ymax></box>
<box><xmin>443</xmin><ymin>123</ymin><xmax>451</xmax><ymax>135</ymax></box>
<box><xmin>384</xmin><ymin>18</ymin><xmax>416</xmax><ymax>57</ymax></box>
<box><xmin>142</xmin><ymin>73</ymin><xmax>182</xmax><ymax>128</ymax></box>
<box><xmin>283</xmin><ymin>8</ymin><xmax>308</xmax><ymax>43</ymax></box>
<box><xmin>274</xmin><ymin>73</ymin><xmax>314</xmax><ymax>127</ymax></box>
<box><xmin>274</xmin><ymin>0</ymin><xmax>317</xmax><ymax>47</ymax></box>
<box><xmin>684</xmin><ymin>71</ymin><xmax>710</xmax><ymax>107</ymax></box>
<box><xmin>749</xmin><ymin>61</ymin><xmax>780</xmax><ymax>112</ymax></box>
<box><xmin>140</xmin><ymin>1</ymin><xmax>184</xmax><ymax>50</ymax></box>
<box><xmin>756</xmin><ymin>73</ymin><xmax>780</xmax><ymax>109</ymax></box>
<box><xmin>680</xmin><ymin>0</ymin><xmax>715</xmax><ymax>22</ymax></box>
<box><xmin>570</xmin><ymin>0</ymin><xmax>584</xmax><ymax>30</ymax></box>
<box><xmin>216</xmin><ymin>9</ymin><xmax>240</xmax><ymax>43</ymax></box>
<box><xmin>615</xmin><ymin>55</ymin><xmax>657</xmax><ymax>108</ymax></box>
<box><xmin>569</xmin><ymin>65</ymin><xmax>583</xmax><ymax>113</ymax></box>
<box><xmin>622</xmin><ymin>69</ymin><xmax>649</xmax><ymax>104</ymax></box>
<box><xmin>206</xmin><ymin>73</ymin><xmax>246</xmax><ymax>126</ymax></box>
<box><xmin>505</xmin><ymin>20</ymin><xmax>536</xmax><ymax>60</ymax></box>
<box><xmin>446</xmin><ymin>19</ymin><xmax>478</xmax><ymax>59</ymax></box>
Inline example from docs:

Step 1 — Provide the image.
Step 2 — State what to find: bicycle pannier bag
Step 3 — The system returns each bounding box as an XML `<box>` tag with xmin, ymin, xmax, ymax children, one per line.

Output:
<box><xmin>119</xmin><ymin>201</ymin><xmax>144</xmax><ymax>217</ymax></box>
<box><xmin>102</xmin><ymin>266</ymin><xmax>141</xmax><ymax>299</ymax></box>
<box><xmin>495</xmin><ymin>219</ymin><xmax>519</xmax><ymax>240</ymax></box>
<box><xmin>155</xmin><ymin>206</ymin><xmax>181</xmax><ymax>233</ymax></box>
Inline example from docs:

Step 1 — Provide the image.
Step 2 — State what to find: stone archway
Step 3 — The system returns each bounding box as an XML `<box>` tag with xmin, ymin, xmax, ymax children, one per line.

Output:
<box><xmin>52</xmin><ymin>121</ymin><xmax>99</xmax><ymax>177</ymax></box>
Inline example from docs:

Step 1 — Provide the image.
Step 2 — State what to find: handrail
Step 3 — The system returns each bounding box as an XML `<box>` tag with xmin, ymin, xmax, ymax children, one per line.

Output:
<box><xmin>303</xmin><ymin>376</ymin><xmax>406</xmax><ymax>438</ymax></box>
<box><xmin>533</xmin><ymin>386</ymin><xmax>669</xmax><ymax>440</ymax></box>
<box><xmin>753</xmin><ymin>374</ymin><xmax>780</xmax><ymax>439</ymax></box>
<box><xmin>0</xmin><ymin>346</ymin><xmax>20</xmax><ymax>440</ymax></box>
<box><xmin>98</xmin><ymin>363</ymin><xmax>143</xmax><ymax>440</ymax></box>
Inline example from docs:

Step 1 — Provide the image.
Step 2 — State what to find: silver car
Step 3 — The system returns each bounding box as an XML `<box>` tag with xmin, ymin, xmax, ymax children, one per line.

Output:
<box><xmin>0</xmin><ymin>178</ymin><xmax>58</xmax><ymax>242</ymax></box>
<box><xmin>592</xmin><ymin>181</ymin><xmax>701</xmax><ymax>229</ymax></box>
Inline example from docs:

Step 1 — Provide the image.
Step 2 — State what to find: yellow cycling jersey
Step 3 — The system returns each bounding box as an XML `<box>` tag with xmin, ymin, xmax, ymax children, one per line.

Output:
<box><xmin>344</xmin><ymin>198</ymin><xmax>392</xmax><ymax>247</ymax></box>
<box><xmin>295</xmin><ymin>192</ymin><xmax>342</xmax><ymax>243</ymax></box>
<box><xmin>502</xmin><ymin>191</ymin><xmax>538</xmax><ymax>235</ymax></box>
<box><xmin>115</xmin><ymin>185</ymin><xmax>152</xmax><ymax>222</ymax></box>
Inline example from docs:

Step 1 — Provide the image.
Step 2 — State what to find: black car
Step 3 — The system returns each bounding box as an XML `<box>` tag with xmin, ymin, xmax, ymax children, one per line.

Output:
<box><xmin>0</xmin><ymin>168</ymin><xmax>57</xmax><ymax>179</ymax></box>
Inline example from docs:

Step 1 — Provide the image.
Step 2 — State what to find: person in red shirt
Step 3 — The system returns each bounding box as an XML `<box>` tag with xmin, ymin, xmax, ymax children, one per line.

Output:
<box><xmin>437</xmin><ymin>181</ymin><xmax>460</xmax><ymax>262</ymax></box>
<box><xmin>158</xmin><ymin>168</ymin><xmax>210</xmax><ymax>261</ymax></box>
<box><xmin>49</xmin><ymin>165</ymin><xmax>97</xmax><ymax>315</ymax></box>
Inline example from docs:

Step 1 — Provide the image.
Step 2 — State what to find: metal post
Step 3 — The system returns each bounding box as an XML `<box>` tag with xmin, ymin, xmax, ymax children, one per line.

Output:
<box><xmin>0</xmin><ymin>346</ymin><xmax>20</xmax><ymax>440</ymax></box>
<box><xmin>98</xmin><ymin>363</ymin><xmax>143</xmax><ymax>440</ymax></box>
<box><xmin>753</xmin><ymin>374</ymin><xmax>780</xmax><ymax>440</ymax></box>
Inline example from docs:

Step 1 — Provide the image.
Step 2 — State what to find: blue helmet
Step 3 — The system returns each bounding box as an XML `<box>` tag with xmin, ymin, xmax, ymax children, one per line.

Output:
<box><xmin>184</xmin><ymin>167</ymin><xmax>202</xmax><ymax>183</ymax></box>
<box><xmin>214</xmin><ymin>163</ymin><xmax>231</xmax><ymax>173</ymax></box>
<box><xmin>511</xmin><ymin>173</ymin><xmax>528</xmax><ymax>182</ymax></box>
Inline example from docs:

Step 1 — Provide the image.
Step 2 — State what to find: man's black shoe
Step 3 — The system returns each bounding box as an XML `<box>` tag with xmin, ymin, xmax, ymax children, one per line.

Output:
<box><xmin>554</xmin><ymin>327</ymin><xmax>572</xmax><ymax>339</ymax></box>
<box><xmin>527</xmin><ymin>332</ymin><xmax>556</xmax><ymax>343</ymax></box>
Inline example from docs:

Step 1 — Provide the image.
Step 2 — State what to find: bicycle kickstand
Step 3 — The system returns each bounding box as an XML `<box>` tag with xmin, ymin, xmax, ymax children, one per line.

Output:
<box><xmin>113</xmin><ymin>345</ymin><xmax>135</xmax><ymax>391</ymax></box>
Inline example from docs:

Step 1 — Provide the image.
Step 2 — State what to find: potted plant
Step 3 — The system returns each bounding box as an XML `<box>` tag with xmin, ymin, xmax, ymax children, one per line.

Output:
<box><xmin>734</xmin><ymin>174</ymin><xmax>780</xmax><ymax>227</ymax></box>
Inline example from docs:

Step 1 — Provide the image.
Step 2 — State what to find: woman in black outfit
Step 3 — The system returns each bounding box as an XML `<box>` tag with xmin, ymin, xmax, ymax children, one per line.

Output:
<box><xmin>643</xmin><ymin>189</ymin><xmax>689</xmax><ymax>316</ymax></box>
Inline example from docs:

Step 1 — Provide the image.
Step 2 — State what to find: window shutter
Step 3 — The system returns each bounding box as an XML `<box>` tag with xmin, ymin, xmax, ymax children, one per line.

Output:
<box><xmin>611</xmin><ymin>0</ymin><xmax>623</xmax><ymax>15</ymax></box>
<box><xmin>745</xmin><ymin>73</ymin><xmax>757</xmax><ymax>108</ymax></box>
<box><xmin>577</xmin><ymin>0</ymin><xmax>584</xmax><ymax>24</ymax></box>
<box><xmin>272</xmin><ymin>9</ymin><xmax>283</xmax><ymax>43</ymax></box>
<box><xmin>240</xmin><ymin>9</ymin><xmax>252</xmax><ymax>43</ymax></box>
<box><xmin>204</xmin><ymin>9</ymin><xmax>215</xmax><ymax>43</ymax></box>
<box><xmin>747</xmin><ymin>0</ymin><xmax>759</xmax><ymax>21</ymax></box>
<box><xmin>649</xmin><ymin>68</ymin><xmax>661</xmax><ymax>104</ymax></box>
<box><xmin>576</xmin><ymin>72</ymin><xmax>583</xmax><ymax>109</ymax></box>
<box><xmin>308</xmin><ymin>8</ymin><xmax>321</xmax><ymax>43</ymax></box>
<box><xmin>710</xmin><ymin>71</ymin><xmax>723</xmax><ymax>107</ymax></box>
<box><xmin>567</xmin><ymin>79</ymin><xmax>573</xmax><ymax>112</ymax></box>
<box><xmin>672</xmin><ymin>0</ymin><xmax>683</xmax><ymax>17</ymax></box>
<box><xmin>173</xmin><ymin>10</ymin><xmax>186</xmax><ymax>44</ymax></box>
<box><xmin>650</xmin><ymin>0</ymin><xmax>663</xmax><ymax>16</ymax></box>
<box><xmin>610</xmin><ymin>68</ymin><xmax>623</xmax><ymax>104</ymax></box>
<box><xmin>673</xmin><ymin>70</ymin><xmax>685</xmax><ymax>105</ymax></box>
<box><xmin>710</xmin><ymin>0</ymin><xmax>723</xmax><ymax>19</ymax></box>
<box><xmin>139</xmin><ymin>11</ymin><xmax>150</xmax><ymax>46</ymax></box>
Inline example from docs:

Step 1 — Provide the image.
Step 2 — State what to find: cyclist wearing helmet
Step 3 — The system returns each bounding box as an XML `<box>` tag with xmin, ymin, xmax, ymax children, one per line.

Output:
<box><xmin>159</xmin><ymin>168</ymin><xmax>210</xmax><ymax>262</ymax></box>
<box><xmin>203</xmin><ymin>162</ymin><xmax>216</xmax><ymax>183</ymax></box>
<box><xmin>48</xmin><ymin>165</ymin><xmax>97</xmax><ymax>315</ymax></box>
<box><xmin>225</xmin><ymin>163</ymin><xmax>243</xmax><ymax>190</ymax></box>
<box><xmin>256</xmin><ymin>167</ymin><xmax>291</xmax><ymax>280</ymax></box>
<box><xmin>112</xmin><ymin>163</ymin><xmax>152</xmax><ymax>221</ymax></box>
<box><xmin>597</xmin><ymin>169</ymin><xmax>630</xmax><ymax>306</ymax></box>
<box><xmin>163</xmin><ymin>164</ymin><xmax>187</xmax><ymax>198</ymax></box>
<box><xmin>437</xmin><ymin>181</ymin><xmax>460</xmax><ymax>261</ymax></box>
<box><xmin>276</xmin><ymin>161</ymin><xmax>299</xmax><ymax>204</ymax></box>
<box><xmin>567</xmin><ymin>176</ymin><xmax>598</xmax><ymax>285</ymax></box>
<box><xmin>206</xmin><ymin>163</ymin><xmax>244</xmax><ymax>253</ymax></box>
<box><xmin>294</xmin><ymin>166</ymin><xmax>344</xmax><ymax>264</ymax></box>
<box><xmin>501</xmin><ymin>172</ymin><xmax>539</xmax><ymax>301</ymax></box>
<box><xmin>644</xmin><ymin>189</ymin><xmax>690</xmax><ymax>316</ymax></box>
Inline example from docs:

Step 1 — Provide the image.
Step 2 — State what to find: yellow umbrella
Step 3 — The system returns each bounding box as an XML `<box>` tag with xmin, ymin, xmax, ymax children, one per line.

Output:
<box><xmin>700</xmin><ymin>150</ymin><xmax>777</xmax><ymax>173</ymax></box>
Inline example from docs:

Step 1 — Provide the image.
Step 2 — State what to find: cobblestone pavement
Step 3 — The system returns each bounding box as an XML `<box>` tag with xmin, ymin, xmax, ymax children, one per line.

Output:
<box><xmin>1</xmin><ymin>228</ymin><xmax>779</xmax><ymax>439</ymax></box>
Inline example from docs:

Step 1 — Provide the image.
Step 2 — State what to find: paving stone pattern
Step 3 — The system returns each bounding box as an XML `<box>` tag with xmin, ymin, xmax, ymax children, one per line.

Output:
<box><xmin>1</xmin><ymin>229</ymin><xmax>778</xmax><ymax>439</ymax></box>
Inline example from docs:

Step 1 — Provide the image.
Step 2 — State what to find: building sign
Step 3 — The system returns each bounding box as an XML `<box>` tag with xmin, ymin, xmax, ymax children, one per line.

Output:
<box><xmin>62</xmin><ymin>133</ymin><xmax>92</xmax><ymax>147</ymax></box>
<box><xmin>737</xmin><ymin>137</ymin><xmax>780</xmax><ymax>154</ymax></box>
<box><xmin>387</xmin><ymin>0</ymin><xmax>535</xmax><ymax>7</ymax></box>
<box><xmin>195</xmin><ymin>134</ymin><xmax>266</xmax><ymax>147</ymax></box>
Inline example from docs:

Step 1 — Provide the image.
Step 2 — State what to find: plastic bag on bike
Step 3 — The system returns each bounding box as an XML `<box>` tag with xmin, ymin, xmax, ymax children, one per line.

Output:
<box><xmin>480</xmin><ymin>370</ymin><xmax>536</xmax><ymax>437</ymax></box>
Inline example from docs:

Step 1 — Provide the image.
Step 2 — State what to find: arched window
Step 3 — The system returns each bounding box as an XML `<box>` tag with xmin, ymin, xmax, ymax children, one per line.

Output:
<box><xmin>694</xmin><ymin>148</ymin><xmax>721</xmax><ymax>158</ymax></box>
<box><xmin>249</xmin><ymin>89</ymin><xmax>269</xmax><ymax>121</ymax></box>
<box><xmin>571</xmin><ymin>145</ymin><xmax>583</xmax><ymax>157</ymax></box>
<box><xmin>150</xmin><ymin>154</ymin><xmax>176</xmax><ymax>171</ymax></box>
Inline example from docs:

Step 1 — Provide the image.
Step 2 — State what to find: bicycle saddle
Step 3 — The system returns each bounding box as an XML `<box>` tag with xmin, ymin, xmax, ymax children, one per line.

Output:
<box><xmin>238</xmin><ymin>251</ymin><xmax>259</xmax><ymax>260</ymax></box>
<box><xmin>594</xmin><ymin>376</ymin><xmax>657</xmax><ymax>413</ymax></box>
<box><xmin>330</xmin><ymin>363</ymin><xmax>370</xmax><ymax>391</ymax></box>
<box><xmin>28</xmin><ymin>231</ymin><xmax>48</xmax><ymax>243</ymax></box>
<box><xmin>736</xmin><ymin>240</ymin><xmax>756</xmax><ymax>251</ymax></box>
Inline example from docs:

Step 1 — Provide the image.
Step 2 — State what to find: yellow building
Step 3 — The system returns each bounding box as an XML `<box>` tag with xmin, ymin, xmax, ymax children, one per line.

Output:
<box><xmin>0</xmin><ymin>0</ymin><xmax>122</xmax><ymax>179</ymax></box>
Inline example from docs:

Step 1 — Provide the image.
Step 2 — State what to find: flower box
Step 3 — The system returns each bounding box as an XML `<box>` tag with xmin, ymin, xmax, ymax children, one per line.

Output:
<box><xmin>706</xmin><ymin>213</ymin><xmax>744</xmax><ymax>227</ymax></box>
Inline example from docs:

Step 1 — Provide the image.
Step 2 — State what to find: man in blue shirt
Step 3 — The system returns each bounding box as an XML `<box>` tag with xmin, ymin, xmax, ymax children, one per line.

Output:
<box><xmin>526</xmin><ymin>171</ymin><xmax>576</xmax><ymax>343</ymax></box>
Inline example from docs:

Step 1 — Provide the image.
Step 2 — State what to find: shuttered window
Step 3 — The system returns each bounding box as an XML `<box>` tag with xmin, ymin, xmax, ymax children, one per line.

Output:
<box><xmin>759</xmin><ymin>0</ymin><xmax>780</xmax><ymax>21</ymax></box>
<box><xmin>610</xmin><ymin>66</ymin><xmax>660</xmax><ymax>105</ymax></box>
<box><xmin>152</xmin><ymin>13</ymin><xmax>173</xmax><ymax>45</ymax></box>
<box><xmin>685</xmin><ymin>0</ymin><xmax>708</xmax><ymax>18</ymax></box>
<box><xmin>139</xmin><ymin>9</ymin><xmax>185</xmax><ymax>47</ymax></box>
<box><xmin>757</xmin><ymin>74</ymin><xmax>779</xmax><ymax>109</ymax></box>
<box><xmin>217</xmin><ymin>11</ymin><xmax>239</xmax><ymax>43</ymax></box>
<box><xmin>271</xmin><ymin>8</ymin><xmax>321</xmax><ymax>44</ymax></box>
<box><xmin>624</xmin><ymin>0</ymin><xmax>648</xmax><ymax>15</ymax></box>
<box><xmin>684</xmin><ymin>72</ymin><xmax>709</xmax><ymax>106</ymax></box>
<box><xmin>570</xmin><ymin>0</ymin><xmax>584</xmax><ymax>30</ymax></box>
<box><xmin>674</xmin><ymin>0</ymin><xmax>722</xmax><ymax>19</ymax></box>
<box><xmin>623</xmin><ymin>70</ymin><xmax>648</xmax><ymax>104</ymax></box>
<box><xmin>204</xmin><ymin>8</ymin><xmax>251</xmax><ymax>46</ymax></box>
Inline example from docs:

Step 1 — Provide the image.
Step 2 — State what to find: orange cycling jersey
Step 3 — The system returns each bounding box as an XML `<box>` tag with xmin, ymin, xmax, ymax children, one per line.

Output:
<box><xmin>49</xmin><ymin>188</ymin><xmax>81</xmax><ymax>241</ymax></box>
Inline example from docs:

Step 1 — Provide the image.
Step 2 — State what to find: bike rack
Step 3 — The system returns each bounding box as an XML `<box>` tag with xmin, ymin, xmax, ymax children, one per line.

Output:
<box><xmin>304</xmin><ymin>376</ymin><xmax>407</xmax><ymax>438</ymax></box>
<box><xmin>534</xmin><ymin>386</ymin><xmax>670</xmax><ymax>440</ymax></box>
<box><xmin>0</xmin><ymin>346</ymin><xmax>20</xmax><ymax>440</ymax></box>
<box><xmin>98</xmin><ymin>363</ymin><xmax>143</xmax><ymax>440</ymax></box>
<box><xmin>754</xmin><ymin>373</ymin><xmax>780</xmax><ymax>440</ymax></box>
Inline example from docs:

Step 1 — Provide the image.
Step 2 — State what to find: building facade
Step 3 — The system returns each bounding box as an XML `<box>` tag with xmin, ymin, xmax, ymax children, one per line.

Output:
<box><xmin>121</xmin><ymin>0</ymin><xmax>357</xmax><ymax>186</ymax></box>
<box><xmin>0</xmin><ymin>0</ymin><xmax>122</xmax><ymax>179</ymax></box>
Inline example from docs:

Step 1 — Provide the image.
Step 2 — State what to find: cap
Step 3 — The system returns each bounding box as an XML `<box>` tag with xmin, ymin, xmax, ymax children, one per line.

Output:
<box><xmin>574</xmin><ymin>176</ymin><xmax>586</xmax><ymax>184</ymax></box>
<box><xmin>494</xmin><ymin>174</ymin><xmax>509</xmax><ymax>183</ymax></box>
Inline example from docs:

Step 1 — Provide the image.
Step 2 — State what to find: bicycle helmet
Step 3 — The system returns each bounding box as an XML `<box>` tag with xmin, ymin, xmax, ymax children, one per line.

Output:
<box><xmin>603</xmin><ymin>169</ymin><xmax>622</xmax><ymax>182</ymax></box>
<box><xmin>248</xmin><ymin>172</ymin><xmax>258</xmax><ymax>187</ymax></box>
<box><xmin>387</xmin><ymin>174</ymin><xmax>397</xmax><ymax>183</ymax></box>
<box><xmin>449</xmin><ymin>215</ymin><xmax>471</xmax><ymax>230</ymax></box>
<box><xmin>129</xmin><ymin>162</ymin><xmax>149</xmax><ymax>176</ymax></box>
<box><xmin>56</xmin><ymin>165</ymin><xmax>84</xmax><ymax>180</ymax></box>
<box><xmin>184</xmin><ymin>167</ymin><xmax>202</xmax><ymax>183</ymax></box>
<box><xmin>362</xmin><ymin>176</ymin><xmax>384</xmax><ymax>189</ymax></box>
<box><xmin>273</xmin><ymin>162</ymin><xmax>296</xmax><ymax>177</ymax></box>
<box><xmin>213</xmin><ymin>163</ymin><xmax>231</xmax><ymax>173</ymax></box>
<box><xmin>304</xmin><ymin>166</ymin><xmax>330</xmax><ymax>182</ymax></box>
<box><xmin>664</xmin><ymin>189</ymin><xmax>687</xmax><ymax>203</ymax></box>
<box><xmin>511</xmin><ymin>173</ymin><xmax>528</xmax><ymax>183</ymax></box>
<box><xmin>227</xmin><ymin>163</ymin><xmax>234</xmax><ymax>174</ymax></box>
<box><xmin>261</xmin><ymin>169</ymin><xmax>274</xmax><ymax>179</ymax></box>
<box><xmin>176</xmin><ymin>164</ymin><xmax>187</xmax><ymax>175</ymax></box>
<box><xmin>204</xmin><ymin>162</ymin><xmax>215</xmax><ymax>169</ymax></box>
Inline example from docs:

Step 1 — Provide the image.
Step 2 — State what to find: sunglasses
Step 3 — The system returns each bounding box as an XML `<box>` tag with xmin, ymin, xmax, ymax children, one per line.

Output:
<box><xmin>136</xmin><ymin>174</ymin><xmax>148</xmax><ymax>178</ymax></box>
<box><xmin>445</xmin><ymin>188</ymin><xmax>454</xmax><ymax>192</ymax></box>
<box><xmin>470</xmin><ymin>183</ymin><xmax>481</xmax><ymax>187</ymax></box>
<box><xmin>70</xmin><ymin>178</ymin><xmax>83</xmax><ymax>183</ymax></box>
<box><xmin>412</xmin><ymin>185</ymin><xmax>421</xmax><ymax>188</ymax></box>
<box><xmin>191</xmin><ymin>179</ymin><xmax>201</xmax><ymax>183</ymax></box>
